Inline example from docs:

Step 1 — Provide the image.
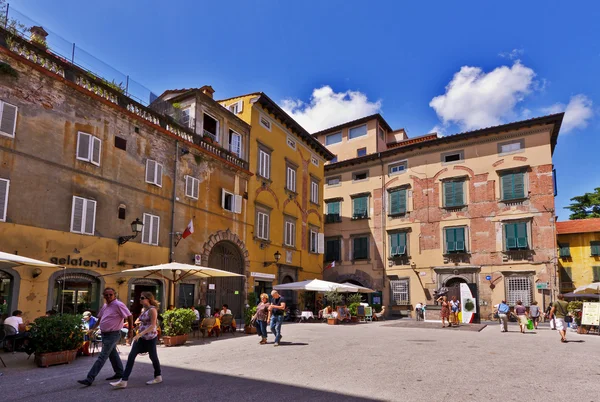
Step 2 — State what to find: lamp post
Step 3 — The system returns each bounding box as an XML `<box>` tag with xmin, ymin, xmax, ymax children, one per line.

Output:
<box><xmin>118</xmin><ymin>218</ymin><xmax>144</xmax><ymax>245</ymax></box>
<box><xmin>263</xmin><ymin>250</ymin><xmax>282</xmax><ymax>267</ymax></box>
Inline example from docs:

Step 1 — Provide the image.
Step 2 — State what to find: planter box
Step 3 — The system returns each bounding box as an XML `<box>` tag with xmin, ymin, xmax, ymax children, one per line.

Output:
<box><xmin>35</xmin><ymin>349</ymin><xmax>78</xmax><ymax>368</ymax></box>
<box><xmin>351</xmin><ymin>316</ymin><xmax>358</xmax><ymax>323</ymax></box>
<box><xmin>244</xmin><ymin>326</ymin><xmax>257</xmax><ymax>334</ymax></box>
<box><xmin>327</xmin><ymin>318</ymin><xmax>338</xmax><ymax>325</ymax></box>
<box><xmin>162</xmin><ymin>334</ymin><xmax>188</xmax><ymax>346</ymax></box>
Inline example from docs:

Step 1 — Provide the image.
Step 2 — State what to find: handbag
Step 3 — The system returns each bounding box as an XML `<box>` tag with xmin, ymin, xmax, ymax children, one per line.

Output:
<box><xmin>556</xmin><ymin>301</ymin><xmax>572</xmax><ymax>323</ymax></box>
<box><xmin>527</xmin><ymin>319</ymin><xmax>534</xmax><ymax>330</ymax></box>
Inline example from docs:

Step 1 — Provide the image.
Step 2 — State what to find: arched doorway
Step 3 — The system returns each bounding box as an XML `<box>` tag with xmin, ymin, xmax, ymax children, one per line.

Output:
<box><xmin>53</xmin><ymin>272</ymin><xmax>101</xmax><ymax>315</ymax></box>
<box><xmin>207</xmin><ymin>241</ymin><xmax>244</xmax><ymax>320</ymax></box>
<box><xmin>444</xmin><ymin>276</ymin><xmax>467</xmax><ymax>303</ymax></box>
<box><xmin>128</xmin><ymin>278</ymin><xmax>163</xmax><ymax>318</ymax></box>
<box><xmin>344</xmin><ymin>279</ymin><xmax>369</xmax><ymax>303</ymax></box>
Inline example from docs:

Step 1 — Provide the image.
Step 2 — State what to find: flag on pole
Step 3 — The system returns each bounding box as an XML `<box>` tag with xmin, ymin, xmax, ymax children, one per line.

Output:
<box><xmin>182</xmin><ymin>219</ymin><xmax>194</xmax><ymax>239</ymax></box>
<box><xmin>324</xmin><ymin>261</ymin><xmax>335</xmax><ymax>271</ymax></box>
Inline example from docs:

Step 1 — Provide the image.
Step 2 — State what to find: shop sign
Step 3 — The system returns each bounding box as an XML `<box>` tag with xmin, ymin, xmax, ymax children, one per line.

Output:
<box><xmin>50</xmin><ymin>256</ymin><xmax>108</xmax><ymax>268</ymax></box>
<box><xmin>251</xmin><ymin>272</ymin><xmax>275</xmax><ymax>280</ymax></box>
<box><xmin>535</xmin><ymin>282</ymin><xmax>548</xmax><ymax>290</ymax></box>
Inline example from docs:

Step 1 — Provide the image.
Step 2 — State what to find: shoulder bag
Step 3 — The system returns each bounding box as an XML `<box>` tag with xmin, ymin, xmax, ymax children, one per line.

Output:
<box><xmin>556</xmin><ymin>302</ymin><xmax>572</xmax><ymax>323</ymax></box>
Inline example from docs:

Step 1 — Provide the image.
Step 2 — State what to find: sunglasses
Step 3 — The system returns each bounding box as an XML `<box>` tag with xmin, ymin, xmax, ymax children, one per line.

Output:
<box><xmin>103</xmin><ymin>293</ymin><xmax>115</xmax><ymax>297</ymax></box>
<box><xmin>140</xmin><ymin>296</ymin><xmax>146</xmax><ymax>300</ymax></box>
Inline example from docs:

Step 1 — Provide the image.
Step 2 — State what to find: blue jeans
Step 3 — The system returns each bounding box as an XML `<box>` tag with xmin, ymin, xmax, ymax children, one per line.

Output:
<box><xmin>255</xmin><ymin>320</ymin><xmax>268</xmax><ymax>339</ymax></box>
<box><xmin>122</xmin><ymin>337</ymin><xmax>161</xmax><ymax>381</ymax></box>
<box><xmin>86</xmin><ymin>331</ymin><xmax>123</xmax><ymax>382</ymax></box>
<box><xmin>270</xmin><ymin>315</ymin><xmax>283</xmax><ymax>343</ymax></box>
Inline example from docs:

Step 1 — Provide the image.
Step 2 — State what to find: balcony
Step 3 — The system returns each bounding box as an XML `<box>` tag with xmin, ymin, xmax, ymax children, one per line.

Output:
<box><xmin>443</xmin><ymin>253</ymin><xmax>471</xmax><ymax>264</ymax></box>
<box><xmin>352</xmin><ymin>212</ymin><xmax>368</xmax><ymax>220</ymax></box>
<box><xmin>560</xmin><ymin>281</ymin><xmax>575</xmax><ymax>293</ymax></box>
<box><xmin>325</xmin><ymin>214</ymin><xmax>341</xmax><ymax>224</ymax></box>
<box><xmin>502</xmin><ymin>249</ymin><xmax>534</xmax><ymax>262</ymax></box>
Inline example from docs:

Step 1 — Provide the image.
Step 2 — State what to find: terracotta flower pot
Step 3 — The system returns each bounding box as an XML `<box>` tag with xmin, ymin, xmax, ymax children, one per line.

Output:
<box><xmin>327</xmin><ymin>318</ymin><xmax>338</xmax><ymax>325</ymax></box>
<box><xmin>244</xmin><ymin>326</ymin><xmax>257</xmax><ymax>334</ymax></box>
<box><xmin>162</xmin><ymin>334</ymin><xmax>188</xmax><ymax>346</ymax></box>
<box><xmin>35</xmin><ymin>349</ymin><xmax>78</xmax><ymax>368</ymax></box>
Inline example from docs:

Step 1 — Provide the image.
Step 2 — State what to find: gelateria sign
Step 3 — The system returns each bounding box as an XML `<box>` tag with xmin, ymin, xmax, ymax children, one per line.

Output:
<box><xmin>50</xmin><ymin>256</ymin><xmax>109</xmax><ymax>268</ymax></box>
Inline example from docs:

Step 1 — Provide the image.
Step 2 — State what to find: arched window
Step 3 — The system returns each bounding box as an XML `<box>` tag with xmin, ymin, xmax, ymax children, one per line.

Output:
<box><xmin>54</xmin><ymin>273</ymin><xmax>100</xmax><ymax>315</ymax></box>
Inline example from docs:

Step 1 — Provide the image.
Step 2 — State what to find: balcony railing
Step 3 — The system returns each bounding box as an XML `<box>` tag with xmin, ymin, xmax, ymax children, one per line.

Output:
<box><xmin>502</xmin><ymin>249</ymin><xmax>534</xmax><ymax>262</ymax></box>
<box><xmin>325</xmin><ymin>214</ymin><xmax>341</xmax><ymax>224</ymax></box>
<box><xmin>0</xmin><ymin>28</ymin><xmax>248</xmax><ymax>171</ymax></box>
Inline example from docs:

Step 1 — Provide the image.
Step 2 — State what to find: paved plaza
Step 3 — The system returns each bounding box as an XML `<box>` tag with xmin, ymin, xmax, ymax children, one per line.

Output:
<box><xmin>1</xmin><ymin>320</ymin><xmax>598</xmax><ymax>401</ymax></box>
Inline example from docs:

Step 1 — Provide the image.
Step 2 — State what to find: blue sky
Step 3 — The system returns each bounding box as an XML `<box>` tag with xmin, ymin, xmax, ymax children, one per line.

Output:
<box><xmin>14</xmin><ymin>0</ymin><xmax>599</xmax><ymax>220</ymax></box>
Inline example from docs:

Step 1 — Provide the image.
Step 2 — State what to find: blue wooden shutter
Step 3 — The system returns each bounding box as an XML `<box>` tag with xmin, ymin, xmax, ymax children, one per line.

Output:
<box><xmin>505</xmin><ymin>223</ymin><xmax>517</xmax><ymax>249</ymax></box>
<box><xmin>390</xmin><ymin>191</ymin><xmax>400</xmax><ymax>215</ymax></box>
<box><xmin>446</xmin><ymin>228</ymin><xmax>456</xmax><ymax>252</ymax></box>
<box><xmin>398</xmin><ymin>232</ymin><xmax>407</xmax><ymax>254</ymax></box>
<box><xmin>516</xmin><ymin>222</ymin><xmax>528</xmax><ymax>248</ymax></box>
<box><xmin>444</xmin><ymin>181</ymin><xmax>454</xmax><ymax>207</ymax></box>
<box><xmin>502</xmin><ymin>174</ymin><xmax>513</xmax><ymax>200</ymax></box>
<box><xmin>454</xmin><ymin>181</ymin><xmax>464</xmax><ymax>206</ymax></box>
<box><xmin>455</xmin><ymin>227</ymin><xmax>465</xmax><ymax>251</ymax></box>
<box><xmin>398</xmin><ymin>189</ymin><xmax>407</xmax><ymax>213</ymax></box>
<box><xmin>390</xmin><ymin>233</ymin><xmax>399</xmax><ymax>256</ymax></box>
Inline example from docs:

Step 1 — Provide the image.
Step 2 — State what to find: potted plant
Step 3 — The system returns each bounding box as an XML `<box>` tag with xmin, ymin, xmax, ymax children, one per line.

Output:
<box><xmin>324</xmin><ymin>290</ymin><xmax>344</xmax><ymax>325</ymax></box>
<box><xmin>346</xmin><ymin>293</ymin><xmax>363</xmax><ymax>323</ymax></box>
<box><xmin>161</xmin><ymin>308</ymin><xmax>196</xmax><ymax>346</ymax></box>
<box><xmin>30</xmin><ymin>314</ymin><xmax>84</xmax><ymax>367</ymax></box>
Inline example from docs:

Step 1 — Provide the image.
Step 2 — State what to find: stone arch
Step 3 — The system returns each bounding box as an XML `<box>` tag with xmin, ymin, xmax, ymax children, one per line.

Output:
<box><xmin>432</xmin><ymin>168</ymin><xmax>449</xmax><ymax>181</ymax></box>
<box><xmin>452</xmin><ymin>165</ymin><xmax>475</xmax><ymax>178</ymax></box>
<box><xmin>200</xmin><ymin>229</ymin><xmax>250</xmax><ymax>273</ymax></box>
<box><xmin>334</xmin><ymin>270</ymin><xmax>376</xmax><ymax>290</ymax></box>
<box><xmin>46</xmin><ymin>268</ymin><xmax>105</xmax><ymax>313</ymax></box>
<box><xmin>283</xmin><ymin>198</ymin><xmax>302</xmax><ymax>214</ymax></box>
<box><xmin>0</xmin><ymin>266</ymin><xmax>20</xmax><ymax>314</ymax></box>
<box><xmin>306</xmin><ymin>208</ymin><xmax>322</xmax><ymax>225</ymax></box>
<box><xmin>255</xmin><ymin>186</ymin><xmax>280</xmax><ymax>209</ymax></box>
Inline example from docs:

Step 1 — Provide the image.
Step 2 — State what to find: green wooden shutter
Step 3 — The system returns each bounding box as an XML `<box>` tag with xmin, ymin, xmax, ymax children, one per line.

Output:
<box><xmin>559</xmin><ymin>243</ymin><xmax>570</xmax><ymax>257</ymax></box>
<box><xmin>390</xmin><ymin>233</ymin><xmax>398</xmax><ymax>256</ymax></box>
<box><xmin>398</xmin><ymin>232</ymin><xmax>406</xmax><ymax>254</ymax></box>
<box><xmin>502</xmin><ymin>174</ymin><xmax>513</xmax><ymax>200</ymax></box>
<box><xmin>354</xmin><ymin>197</ymin><xmax>367</xmax><ymax>217</ymax></box>
<box><xmin>593</xmin><ymin>266</ymin><xmax>600</xmax><ymax>282</ymax></box>
<box><xmin>513</xmin><ymin>172</ymin><xmax>525</xmax><ymax>198</ymax></box>
<box><xmin>390</xmin><ymin>191</ymin><xmax>400</xmax><ymax>215</ymax></box>
<box><xmin>505</xmin><ymin>223</ymin><xmax>517</xmax><ymax>249</ymax></box>
<box><xmin>398</xmin><ymin>189</ymin><xmax>407</xmax><ymax>214</ymax></box>
<box><xmin>455</xmin><ymin>227</ymin><xmax>465</xmax><ymax>251</ymax></box>
<box><xmin>446</xmin><ymin>228</ymin><xmax>456</xmax><ymax>252</ymax></box>
<box><xmin>444</xmin><ymin>181</ymin><xmax>454</xmax><ymax>207</ymax></box>
<box><xmin>454</xmin><ymin>181</ymin><xmax>464</xmax><ymax>206</ymax></box>
<box><xmin>516</xmin><ymin>222</ymin><xmax>528</xmax><ymax>248</ymax></box>
<box><xmin>591</xmin><ymin>242</ymin><xmax>600</xmax><ymax>256</ymax></box>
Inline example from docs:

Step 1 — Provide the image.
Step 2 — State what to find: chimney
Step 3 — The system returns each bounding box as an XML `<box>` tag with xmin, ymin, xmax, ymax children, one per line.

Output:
<box><xmin>201</xmin><ymin>86</ymin><xmax>215</xmax><ymax>99</ymax></box>
<box><xmin>30</xmin><ymin>26</ymin><xmax>49</xmax><ymax>46</ymax></box>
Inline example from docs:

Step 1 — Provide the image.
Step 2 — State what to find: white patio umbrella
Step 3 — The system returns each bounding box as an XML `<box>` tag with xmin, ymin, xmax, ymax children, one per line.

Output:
<box><xmin>273</xmin><ymin>279</ymin><xmax>357</xmax><ymax>292</ymax></box>
<box><xmin>337</xmin><ymin>282</ymin><xmax>375</xmax><ymax>294</ymax></box>
<box><xmin>573</xmin><ymin>282</ymin><xmax>600</xmax><ymax>303</ymax></box>
<box><xmin>0</xmin><ymin>250</ymin><xmax>60</xmax><ymax>268</ymax></box>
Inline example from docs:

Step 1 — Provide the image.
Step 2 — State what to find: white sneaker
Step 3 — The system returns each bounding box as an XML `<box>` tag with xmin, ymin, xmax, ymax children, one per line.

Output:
<box><xmin>110</xmin><ymin>380</ymin><xmax>128</xmax><ymax>388</ymax></box>
<box><xmin>146</xmin><ymin>376</ymin><xmax>162</xmax><ymax>385</ymax></box>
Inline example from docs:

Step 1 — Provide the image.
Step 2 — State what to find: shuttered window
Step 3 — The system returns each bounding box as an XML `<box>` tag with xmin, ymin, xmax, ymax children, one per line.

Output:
<box><xmin>0</xmin><ymin>101</ymin><xmax>17</xmax><ymax>138</ymax></box>
<box><xmin>326</xmin><ymin>201</ymin><xmax>341</xmax><ymax>223</ymax></box>
<box><xmin>445</xmin><ymin>227</ymin><xmax>466</xmax><ymax>253</ymax></box>
<box><xmin>142</xmin><ymin>213</ymin><xmax>160</xmax><ymax>246</ymax></box>
<box><xmin>76</xmin><ymin>132</ymin><xmax>102</xmax><ymax>166</ymax></box>
<box><xmin>443</xmin><ymin>180</ymin><xmax>465</xmax><ymax>207</ymax></box>
<box><xmin>501</xmin><ymin>171</ymin><xmax>526</xmax><ymax>200</ymax></box>
<box><xmin>185</xmin><ymin>176</ymin><xmax>199</xmax><ymax>200</ymax></box>
<box><xmin>256</xmin><ymin>211</ymin><xmax>269</xmax><ymax>240</ymax></box>
<box><xmin>0</xmin><ymin>178</ymin><xmax>9</xmax><ymax>222</ymax></box>
<box><xmin>353</xmin><ymin>196</ymin><xmax>368</xmax><ymax>219</ymax></box>
<box><xmin>229</xmin><ymin>130</ymin><xmax>242</xmax><ymax>157</ymax></box>
<box><xmin>311</xmin><ymin>180</ymin><xmax>319</xmax><ymax>204</ymax></box>
<box><xmin>221</xmin><ymin>189</ymin><xmax>242</xmax><ymax>214</ymax></box>
<box><xmin>284</xmin><ymin>220</ymin><xmax>295</xmax><ymax>247</ymax></box>
<box><xmin>145</xmin><ymin>159</ymin><xmax>163</xmax><ymax>187</ymax></box>
<box><xmin>389</xmin><ymin>232</ymin><xmax>407</xmax><ymax>257</ymax></box>
<box><xmin>353</xmin><ymin>236</ymin><xmax>369</xmax><ymax>260</ymax></box>
<box><xmin>309</xmin><ymin>229</ymin><xmax>318</xmax><ymax>253</ymax></box>
<box><xmin>286</xmin><ymin>166</ymin><xmax>296</xmax><ymax>192</ymax></box>
<box><xmin>325</xmin><ymin>238</ymin><xmax>340</xmax><ymax>262</ymax></box>
<box><xmin>593</xmin><ymin>267</ymin><xmax>600</xmax><ymax>282</ymax></box>
<box><xmin>389</xmin><ymin>188</ymin><xmax>407</xmax><ymax>215</ymax></box>
<box><xmin>70</xmin><ymin>196</ymin><xmax>96</xmax><ymax>235</ymax></box>
<box><xmin>591</xmin><ymin>241</ymin><xmax>600</xmax><ymax>257</ymax></box>
<box><xmin>505</xmin><ymin>222</ymin><xmax>529</xmax><ymax>250</ymax></box>
<box><xmin>258</xmin><ymin>148</ymin><xmax>271</xmax><ymax>179</ymax></box>
<box><xmin>558</xmin><ymin>243</ymin><xmax>571</xmax><ymax>258</ymax></box>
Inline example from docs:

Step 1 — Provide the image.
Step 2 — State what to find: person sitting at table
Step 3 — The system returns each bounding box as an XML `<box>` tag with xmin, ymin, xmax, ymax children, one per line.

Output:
<box><xmin>219</xmin><ymin>304</ymin><xmax>232</xmax><ymax>317</ymax></box>
<box><xmin>190</xmin><ymin>306</ymin><xmax>200</xmax><ymax>321</ymax></box>
<box><xmin>336</xmin><ymin>306</ymin><xmax>350</xmax><ymax>322</ymax></box>
<box><xmin>78</xmin><ymin>311</ymin><xmax>98</xmax><ymax>356</ymax></box>
<box><xmin>4</xmin><ymin>310</ymin><xmax>31</xmax><ymax>351</ymax></box>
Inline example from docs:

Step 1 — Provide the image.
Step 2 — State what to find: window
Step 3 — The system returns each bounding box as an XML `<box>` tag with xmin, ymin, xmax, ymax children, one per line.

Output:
<box><xmin>559</xmin><ymin>243</ymin><xmax>571</xmax><ymax>258</ymax></box>
<box><xmin>501</xmin><ymin>171</ymin><xmax>526</xmax><ymax>200</ymax></box>
<box><xmin>114</xmin><ymin>136</ymin><xmax>127</xmax><ymax>151</ymax></box>
<box><xmin>353</xmin><ymin>236</ymin><xmax>369</xmax><ymax>260</ymax></box>
<box><xmin>349</xmin><ymin>124</ymin><xmax>367</xmax><ymax>139</ymax></box>
<box><xmin>309</xmin><ymin>228</ymin><xmax>318</xmax><ymax>253</ymax></box>
<box><xmin>505</xmin><ymin>275</ymin><xmax>532</xmax><ymax>306</ymax></box>
<box><xmin>445</xmin><ymin>227</ymin><xmax>466</xmax><ymax>253</ymax></box>
<box><xmin>185</xmin><ymin>176</ymin><xmax>199</xmax><ymax>200</ymax></box>
<box><xmin>221</xmin><ymin>189</ymin><xmax>242</xmax><ymax>213</ymax></box>
<box><xmin>504</xmin><ymin>222</ymin><xmax>529</xmax><ymax>250</ymax></box>
<box><xmin>442</xmin><ymin>150</ymin><xmax>464</xmax><ymax>163</ymax></box>
<box><xmin>326</xmin><ymin>176</ymin><xmax>341</xmax><ymax>186</ymax></box>
<box><xmin>0</xmin><ymin>178</ymin><xmax>9</xmax><ymax>222</ymax></box>
<box><xmin>560</xmin><ymin>267</ymin><xmax>573</xmax><ymax>290</ymax></box>
<box><xmin>286</xmin><ymin>165</ymin><xmax>297</xmax><ymax>192</ymax></box>
<box><xmin>228</xmin><ymin>100</ymin><xmax>243</xmax><ymax>114</ymax></box>
<box><xmin>257</xmin><ymin>146</ymin><xmax>271</xmax><ymax>179</ymax></box>
<box><xmin>256</xmin><ymin>209</ymin><xmax>270</xmax><ymax>240</ymax></box>
<box><xmin>203</xmin><ymin>113</ymin><xmax>219</xmax><ymax>142</ymax></box>
<box><xmin>352</xmin><ymin>196</ymin><xmax>368</xmax><ymax>219</ymax></box>
<box><xmin>229</xmin><ymin>130</ymin><xmax>242</xmax><ymax>157</ymax></box>
<box><xmin>310</xmin><ymin>179</ymin><xmax>319</xmax><ymax>204</ymax></box>
<box><xmin>70</xmin><ymin>196</ymin><xmax>96</xmax><ymax>235</ymax></box>
<box><xmin>389</xmin><ymin>232</ymin><xmax>407</xmax><ymax>257</ymax></box>
<box><xmin>390</xmin><ymin>279</ymin><xmax>409</xmax><ymax>305</ymax></box>
<box><xmin>443</xmin><ymin>180</ymin><xmax>465</xmax><ymax>207</ymax></box>
<box><xmin>498</xmin><ymin>139</ymin><xmax>524</xmax><ymax>155</ymax></box>
<box><xmin>326</xmin><ymin>201</ymin><xmax>341</xmax><ymax>223</ymax></box>
<box><xmin>357</xmin><ymin>148</ymin><xmax>367</xmax><ymax>157</ymax></box>
<box><xmin>76</xmin><ymin>132</ymin><xmax>102</xmax><ymax>166</ymax></box>
<box><xmin>593</xmin><ymin>267</ymin><xmax>600</xmax><ymax>282</ymax></box>
<box><xmin>284</xmin><ymin>219</ymin><xmax>296</xmax><ymax>247</ymax></box>
<box><xmin>591</xmin><ymin>241</ymin><xmax>600</xmax><ymax>256</ymax></box>
<box><xmin>389</xmin><ymin>161</ymin><xmax>407</xmax><ymax>175</ymax></box>
<box><xmin>326</xmin><ymin>132</ymin><xmax>342</xmax><ymax>145</ymax></box>
<box><xmin>118</xmin><ymin>204</ymin><xmax>126</xmax><ymax>220</ymax></box>
<box><xmin>145</xmin><ymin>159</ymin><xmax>163</xmax><ymax>187</ymax></box>
<box><xmin>311</xmin><ymin>156</ymin><xmax>319</xmax><ymax>167</ymax></box>
<box><xmin>388</xmin><ymin>188</ymin><xmax>407</xmax><ymax>216</ymax></box>
<box><xmin>259</xmin><ymin>115</ymin><xmax>272</xmax><ymax>131</ymax></box>
<box><xmin>325</xmin><ymin>238</ymin><xmax>341</xmax><ymax>262</ymax></box>
<box><xmin>181</xmin><ymin>108</ymin><xmax>191</xmax><ymax>128</ymax></box>
<box><xmin>142</xmin><ymin>213</ymin><xmax>160</xmax><ymax>246</ymax></box>
<box><xmin>353</xmin><ymin>171</ymin><xmax>368</xmax><ymax>181</ymax></box>
<box><xmin>330</xmin><ymin>156</ymin><xmax>338</xmax><ymax>163</ymax></box>
<box><xmin>0</xmin><ymin>100</ymin><xmax>17</xmax><ymax>138</ymax></box>
<box><xmin>378</xmin><ymin>127</ymin><xmax>385</xmax><ymax>140</ymax></box>
<box><xmin>287</xmin><ymin>136</ymin><xmax>296</xmax><ymax>150</ymax></box>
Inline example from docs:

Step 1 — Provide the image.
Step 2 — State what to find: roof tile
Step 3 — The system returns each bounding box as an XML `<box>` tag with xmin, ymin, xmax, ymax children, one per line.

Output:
<box><xmin>556</xmin><ymin>218</ymin><xmax>600</xmax><ymax>235</ymax></box>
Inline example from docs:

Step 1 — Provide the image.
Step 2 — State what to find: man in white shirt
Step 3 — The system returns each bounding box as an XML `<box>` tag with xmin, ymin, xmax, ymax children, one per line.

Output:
<box><xmin>191</xmin><ymin>306</ymin><xmax>200</xmax><ymax>321</ymax></box>
<box><xmin>4</xmin><ymin>310</ymin><xmax>24</xmax><ymax>333</ymax></box>
<box><xmin>219</xmin><ymin>304</ymin><xmax>232</xmax><ymax>317</ymax></box>
<box><xmin>415</xmin><ymin>302</ymin><xmax>423</xmax><ymax>321</ymax></box>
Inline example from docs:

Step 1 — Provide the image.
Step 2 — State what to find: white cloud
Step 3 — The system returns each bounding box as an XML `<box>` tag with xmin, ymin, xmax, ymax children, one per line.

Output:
<box><xmin>281</xmin><ymin>86</ymin><xmax>382</xmax><ymax>133</ymax></box>
<box><xmin>542</xmin><ymin>94</ymin><xmax>594</xmax><ymax>133</ymax></box>
<box><xmin>429</xmin><ymin>62</ymin><xmax>536</xmax><ymax>131</ymax></box>
<box><xmin>499</xmin><ymin>48</ymin><xmax>524</xmax><ymax>60</ymax></box>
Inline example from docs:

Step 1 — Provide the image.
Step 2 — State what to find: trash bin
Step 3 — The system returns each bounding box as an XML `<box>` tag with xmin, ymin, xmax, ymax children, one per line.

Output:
<box><xmin>205</xmin><ymin>305</ymin><xmax>211</xmax><ymax>318</ymax></box>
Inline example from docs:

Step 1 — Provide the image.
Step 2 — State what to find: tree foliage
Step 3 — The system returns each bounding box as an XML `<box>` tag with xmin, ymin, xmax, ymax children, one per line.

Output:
<box><xmin>565</xmin><ymin>187</ymin><xmax>600</xmax><ymax>220</ymax></box>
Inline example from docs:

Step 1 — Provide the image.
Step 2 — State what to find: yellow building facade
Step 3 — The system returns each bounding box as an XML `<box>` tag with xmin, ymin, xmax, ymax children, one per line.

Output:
<box><xmin>556</xmin><ymin>219</ymin><xmax>600</xmax><ymax>292</ymax></box>
<box><xmin>219</xmin><ymin>93</ymin><xmax>334</xmax><ymax>307</ymax></box>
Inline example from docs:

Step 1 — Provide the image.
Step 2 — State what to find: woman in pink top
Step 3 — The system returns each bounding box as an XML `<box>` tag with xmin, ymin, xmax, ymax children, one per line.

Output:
<box><xmin>111</xmin><ymin>292</ymin><xmax>162</xmax><ymax>388</ymax></box>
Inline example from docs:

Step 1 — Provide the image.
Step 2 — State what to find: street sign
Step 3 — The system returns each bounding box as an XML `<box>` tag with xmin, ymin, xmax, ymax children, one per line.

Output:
<box><xmin>536</xmin><ymin>282</ymin><xmax>548</xmax><ymax>290</ymax></box>
<box><xmin>485</xmin><ymin>275</ymin><xmax>492</xmax><ymax>280</ymax></box>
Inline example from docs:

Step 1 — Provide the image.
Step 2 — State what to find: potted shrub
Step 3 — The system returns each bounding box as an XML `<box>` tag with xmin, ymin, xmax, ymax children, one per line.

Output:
<box><xmin>162</xmin><ymin>308</ymin><xmax>196</xmax><ymax>346</ymax></box>
<box><xmin>30</xmin><ymin>314</ymin><xmax>84</xmax><ymax>367</ymax></box>
<box><xmin>346</xmin><ymin>293</ymin><xmax>363</xmax><ymax>323</ymax></box>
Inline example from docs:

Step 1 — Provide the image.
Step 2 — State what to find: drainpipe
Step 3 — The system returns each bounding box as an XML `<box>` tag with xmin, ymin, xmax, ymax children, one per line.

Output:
<box><xmin>379</xmin><ymin>153</ymin><xmax>386</xmax><ymax>306</ymax></box>
<box><xmin>168</xmin><ymin>140</ymin><xmax>180</xmax><ymax>305</ymax></box>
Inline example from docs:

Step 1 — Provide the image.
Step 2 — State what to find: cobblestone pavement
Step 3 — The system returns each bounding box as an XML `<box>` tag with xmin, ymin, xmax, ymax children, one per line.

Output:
<box><xmin>1</xmin><ymin>320</ymin><xmax>598</xmax><ymax>401</ymax></box>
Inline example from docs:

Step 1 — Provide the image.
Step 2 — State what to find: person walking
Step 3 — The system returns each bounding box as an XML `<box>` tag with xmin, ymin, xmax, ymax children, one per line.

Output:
<box><xmin>529</xmin><ymin>301</ymin><xmax>541</xmax><ymax>330</ymax></box>
<box><xmin>449</xmin><ymin>296</ymin><xmax>461</xmax><ymax>327</ymax></box>
<box><xmin>78</xmin><ymin>288</ymin><xmax>133</xmax><ymax>387</ymax></box>
<box><xmin>545</xmin><ymin>304</ymin><xmax>555</xmax><ymax>330</ymax></box>
<box><xmin>514</xmin><ymin>300</ymin><xmax>528</xmax><ymax>333</ymax></box>
<box><xmin>496</xmin><ymin>300</ymin><xmax>510</xmax><ymax>332</ymax></box>
<box><xmin>550</xmin><ymin>294</ymin><xmax>569</xmax><ymax>343</ymax></box>
<box><xmin>110</xmin><ymin>292</ymin><xmax>162</xmax><ymax>388</ymax></box>
<box><xmin>268</xmin><ymin>290</ymin><xmax>286</xmax><ymax>346</ymax></box>
<box><xmin>253</xmin><ymin>293</ymin><xmax>271</xmax><ymax>344</ymax></box>
<box><xmin>437</xmin><ymin>295</ymin><xmax>450</xmax><ymax>328</ymax></box>
<box><xmin>415</xmin><ymin>302</ymin><xmax>423</xmax><ymax>321</ymax></box>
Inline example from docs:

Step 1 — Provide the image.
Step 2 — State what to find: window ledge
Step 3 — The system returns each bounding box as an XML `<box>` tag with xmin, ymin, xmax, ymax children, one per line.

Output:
<box><xmin>256</xmin><ymin>175</ymin><xmax>273</xmax><ymax>184</ymax></box>
<box><xmin>351</xmin><ymin>216</ymin><xmax>369</xmax><ymax>221</ymax></box>
<box><xmin>443</xmin><ymin>252</ymin><xmax>470</xmax><ymax>256</ymax></box>
<box><xmin>351</xmin><ymin>258</ymin><xmax>371</xmax><ymax>263</ymax></box>
<box><xmin>443</xmin><ymin>205</ymin><xmax>467</xmax><ymax>210</ymax></box>
<box><xmin>285</xmin><ymin>189</ymin><xmax>298</xmax><ymax>196</ymax></box>
<box><xmin>310</xmin><ymin>201</ymin><xmax>320</xmax><ymax>207</ymax></box>
<box><xmin>282</xmin><ymin>244</ymin><xmax>297</xmax><ymax>251</ymax></box>
<box><xmin>500</xmin><ymin>197</ymin><xmax>529</xmax><ymax>205</ymax></box>
<box><xmin>253</xmin><ymin>236</ymin><xmax>271</xmax><ymax>243</ymax></box>
<box><xmin>388</xmin><ymin>212</ymin><xmax>407</xmax><ymax>218</ymax></box>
